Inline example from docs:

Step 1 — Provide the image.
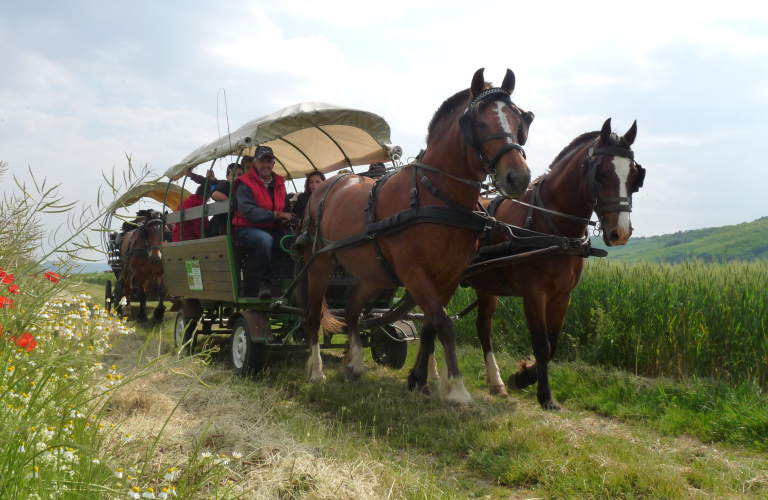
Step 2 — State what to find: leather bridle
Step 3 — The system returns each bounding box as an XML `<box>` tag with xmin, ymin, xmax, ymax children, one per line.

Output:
<box><xmin>458</xmin><ymin>87</ymin><xmax>533</xmax><ymax>186</ymax></box>
<box><xmin>581</xmin><ymin>140</ymin><xmax>645</xmax><ymax>222</ymax></box>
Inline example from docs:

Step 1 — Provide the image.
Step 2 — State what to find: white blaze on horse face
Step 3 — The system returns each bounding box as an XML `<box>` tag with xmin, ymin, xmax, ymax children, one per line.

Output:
<box><xmin>612</xmin><ymin>156</ymin><xmax>632</xmax><ymax>233</ymax></box>
<box><xmin>493</xmin><ymin>102</ymin><xmax>514</xmax><ymax>144</ymax></box>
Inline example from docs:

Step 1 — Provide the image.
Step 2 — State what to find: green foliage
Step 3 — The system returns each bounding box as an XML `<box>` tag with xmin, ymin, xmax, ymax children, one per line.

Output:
<box><xmin>591</xmin><ymin>216</ymin><xmax>768</xmax><ymax>263</ymax></box>
<box><xmin>450</xmin><ymin>259</ymin><xmax>768</xmax><ymax>386</ymax></box>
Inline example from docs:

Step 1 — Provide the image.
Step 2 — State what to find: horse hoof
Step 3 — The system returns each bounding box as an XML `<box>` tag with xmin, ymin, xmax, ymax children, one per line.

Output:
<box><xmin>308</xmin><ymin>372</ymin><xmax>326</xmax><ymax>383</ymax></box>
<box><xmin>407</xmin><ymin>374</ymin><xmax>431</xmax><ymax>395</ymax></box>
<box><xmin>344</xmin><ymin>366</ymin><xmax>363</xmax><ymax>383</ymax></box>
<box><xmin>540</xmin><ymin>398</ymin><xmax>561</xmax><ymax>411</ymax></box>
<box><xmin>507</xmin><ymin>373</ymin><xmax>520</xmax><ymax>391</ymax></box>
<box><xmin>439</xmin><ymin>375</ymin><xmax>473</xmax><ymax>407</ymax></box>
<box><xmin>489</xmin><ymin>384</ymin><xmax>508</xmax><ymax>397</ymax></box>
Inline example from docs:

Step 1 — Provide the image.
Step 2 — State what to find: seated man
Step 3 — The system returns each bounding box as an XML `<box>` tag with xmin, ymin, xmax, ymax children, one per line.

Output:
<box><xmin>232</xmin><ymin>146</ymin><xmax>293</xmax><ymax>299</ymax></box>
<box><xmin>205</xmin><ymin>162</ymin><xmax>244</xmax><ymax>237</ymax></box>
<box><xmin>171</xmin><ymin>183</ymin><xmax>211</xmax><ymax>242</ymax></box>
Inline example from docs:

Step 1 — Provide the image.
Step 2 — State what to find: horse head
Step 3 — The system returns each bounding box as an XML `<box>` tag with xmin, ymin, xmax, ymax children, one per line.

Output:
<box><xmin>144</xmin><ymin>209</ymin><xmax>164</xmax><ymax>263</ymax></box>
<box><xmin>461</xmin><ymin>68</ymin><xmax>532</xmax><ymax>198</ymax></box>
<box><xmin>581</xmin><ymin>118</ymin><xmax>645</xmax><ymax>246</ymax></box>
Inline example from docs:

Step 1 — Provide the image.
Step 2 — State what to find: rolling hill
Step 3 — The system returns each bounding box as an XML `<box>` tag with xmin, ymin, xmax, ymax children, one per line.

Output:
<box><xmin>591</xmin><ymin>216</ymin><xmax>768</xmax><ymax>264</ymax></box>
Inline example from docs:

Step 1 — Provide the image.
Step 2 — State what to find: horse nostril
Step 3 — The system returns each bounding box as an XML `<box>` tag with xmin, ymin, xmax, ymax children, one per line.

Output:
<box><xmin>610</xmin><ymin>230</ymin><xmax>620</xmax><ymax>242</ymax></box>
<box><xmin>505</xmin><ymin>172</ymin><xmax>518</xmax><ymax>190</ymax></box>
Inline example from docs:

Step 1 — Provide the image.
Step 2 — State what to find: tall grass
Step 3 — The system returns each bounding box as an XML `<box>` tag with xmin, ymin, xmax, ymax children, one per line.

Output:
<box><xmin>451</xmin><ymin>259</ymin><xmax>768</xmax><ymax>385</ymax></box>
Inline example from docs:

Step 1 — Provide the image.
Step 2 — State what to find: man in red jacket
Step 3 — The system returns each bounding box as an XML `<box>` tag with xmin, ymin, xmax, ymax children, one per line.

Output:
<box><xmin>232</xmin><ymin>146</ymin><xmax>293</xmax><ymax>298</ymax></box>
<box><xmin>172</xmin><ymin>184</ymin><xmax>211</xmax><ymax>242</ymax></box>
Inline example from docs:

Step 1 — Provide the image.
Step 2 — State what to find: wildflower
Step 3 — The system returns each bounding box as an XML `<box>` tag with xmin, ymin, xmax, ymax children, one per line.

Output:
<box><xmin>9</xmin><ymin>284</ymin><xmax>20</xmax><ymax>294</ymax></box>
<box><xmin>158</xmin><ymin>488</ymin><xmax>169</xmax><ymax>499</ymax></box>
<box><xmin>142</xmin><ymin>488</ymin><xmax>155</xmax><ymax>498</ymax></box>
<box><xmin>0</xmin><ymin>269</ymin><xmax>15</xmax><ymax>284</ymax></box>
<box><xmin>43</xmin><ymin>427</ymin><xmax>55</xmax><ymax>440</ymax></box>
<box><xmin>25</xmin><ymin>466</ymin><xmax>39</xmax><ymax>480</ymax></box>
<box><xmin>114</xmin><ymin>468</ymin><xmax>123</xmax><ymax>479</ymax></box>
<box><xmin>19</xmin><ymin>442</ymin><xmax>25</xmax><ymax>452</ymax></box>
<box><xmin>44</xmin><ymin>271</ymin><xmax>61</xmax><ymax>283</ymax></box>
<box><xmin>122</xmin><ymin>434</ymin><xmax>132</xmax><ymax>444</ymax></box>
<box><xmin>119</xmin><ymin>297</ymin><xmax>127</xmax><ymax>306</ymax></box>
<box><xmin>0</xmin><ymin>296</ymin><xmax>14</xmax><ymax>308</ymax></box>
<box><xmin>200</xmin><ymin>451</ymin><xmax>213</xmax><ymax>459</ymax></box>
<box><xmin>215</xmin><ymin>454</ymin><xmax>229</xmax><ymax>465</ymax></box>
<box><xmin>164</xmin><ymin>468</ymin><xmax>180</xmax><ymax>481</ymax></box>
<box><xmin>170</xmin><ymin>486</ymin><xmax>177</xmax><ymax>496</ymax></box>
<box><xmin>92</xmin><ymin>458</ymin><xmax>100</xmax><ymax>464</ymax></box>
<box><xmin>232</xmin><ymin>451</ymin><xmax>243</xmax><ymax>459</ymax></box>
<box><xmin>11</xmin><ymin>332</ymin><xmax>37</xmax><ymax>351</ymax></box>
<box><xmin>129</xmin><ymin>486</ymin><xmax>140</xmax><ymax>500</ymax></box>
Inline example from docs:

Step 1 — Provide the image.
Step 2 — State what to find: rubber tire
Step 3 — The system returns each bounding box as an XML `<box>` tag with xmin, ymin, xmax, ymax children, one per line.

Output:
<box><xmin>230</xmin><ymin>317</ymin><xmax>268</xmax><ymax>376</ymax></box>
<box><xmin>174</xmin><ymin>310</ymin><xmax>198</xmax><ymax>354</ymax></box>
<box><xmin>105</xmin><ymin>280</ymin><xmax>112</xmax><ymax>311</ymax></box>
<box><xmin>370</xmin><ymin>325</ymin><xmax>409</xmax><ymax>369</ymax></box>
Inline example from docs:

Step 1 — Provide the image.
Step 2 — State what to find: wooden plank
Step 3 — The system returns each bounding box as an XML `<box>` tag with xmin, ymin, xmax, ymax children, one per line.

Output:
<box><xmin>164</xmin><ymin>261</ymin><xmax>232</xmax><ymax>274</ymax></box>
<box><xmin>163</xmin><ymin>252</ymin><xmax>230</xmax><ymax>265</ymax></box>
<box><xmin>163</xmin><ymin>236</ymin><xmax>229</xmax><ymax>253</ymax></box>
<box><xmin>164</xmin><ymin>201</ymin><xmax>231</xmax><ymax>224</ymax></box>
<box><xmin>166</xmin><ymin>278</ymin><xmax>234</xmax><ymax>293</ymax></box>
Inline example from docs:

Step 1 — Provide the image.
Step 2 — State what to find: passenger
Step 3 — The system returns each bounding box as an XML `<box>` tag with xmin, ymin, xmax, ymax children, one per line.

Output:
<box><xmin>184</xmin><ymin>167</ymin><xmax>218</xmax><ymax>190</ymax></box>
<box><xmin>205</xmin><ymin>163</ymin><xmax>245</xmax><ymax>237</ymax></box>
<box><xmin>291</xmin><ymin>171</ymin><xmax>326</xmax><ymax>219</ymax></box>
<box><xmin>171</xmin><ymin>183</ymin><xmax>211</xmax><ymax>242</ymax></box>
<box><xmin>232</xmin><ymin>146</ymin><xmax>293</xmax><ymax>299</ymax></box>
<box><xmin>365</xmin><ymin>162</ymin><xmax>387</xmax><ymax>179</ymax></box>
<box><xmin>241</xmin><ymin>155</ymin><xmax>255</xmax><ymax>175</ymax></box>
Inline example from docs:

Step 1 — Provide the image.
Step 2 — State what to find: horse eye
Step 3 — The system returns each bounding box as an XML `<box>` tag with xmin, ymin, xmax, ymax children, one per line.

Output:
<box><xmin>595</xmin><ymin>166</ymin><xmax>607</xmax><ymax>184</ymax></box>
<box><xmin>476</xmin><ymin>121</ymin><xmax>489</xmax><ymax>130</ymax></box>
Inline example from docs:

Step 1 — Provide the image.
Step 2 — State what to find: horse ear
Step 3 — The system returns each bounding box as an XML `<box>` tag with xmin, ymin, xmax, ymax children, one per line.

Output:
<box><xmin>501</xmin><ymin>69</ymin><xmax>515</xmax><ymax>93</ymax></box>
<box><xmin>471</xmin><ymin>68</ymin><xmax>485</xmax><ymax>97</ymax></box>
<box><xmin>623</xmin><ymin>120</ymin><xmax>637</xmax><ymax>146</ymax></box>
<box><xmin>600</xmin><ymin>118</ymin><xmax>612</xmax><ymax>144</ymax></box>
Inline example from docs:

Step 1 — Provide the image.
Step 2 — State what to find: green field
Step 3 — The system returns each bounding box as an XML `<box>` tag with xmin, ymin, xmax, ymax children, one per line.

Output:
<box><xmin>591</xmin><ymin>215</ymin><xmax>768</xmax><ymax>263</ymax></box>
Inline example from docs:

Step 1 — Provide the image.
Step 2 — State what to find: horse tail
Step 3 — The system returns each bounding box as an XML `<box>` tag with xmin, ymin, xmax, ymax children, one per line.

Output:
<box><xmin>321</xmin><ymin>300</ymin><xmax>344</xmax><ymax>335</ymax></box>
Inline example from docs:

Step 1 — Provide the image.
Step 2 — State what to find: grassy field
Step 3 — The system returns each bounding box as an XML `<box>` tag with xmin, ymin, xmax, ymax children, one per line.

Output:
<box><xmin>449</xmin><ymin>259</ymin><xmax>768</xmax><ymax>386</ymax></box>
<box><xmin>103</xmin><ymin>313</ymin><xmax>768</xmax><ymax>499</ymax></box>
<box><xmin>591</xmin><ymin>216</ymin><xmax>768</xmax><ymax>263</ymax></box>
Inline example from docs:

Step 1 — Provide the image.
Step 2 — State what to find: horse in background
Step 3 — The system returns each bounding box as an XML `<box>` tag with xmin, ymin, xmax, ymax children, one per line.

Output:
<box><xmin>462</xmin><ymin>118</ymin><xmax>645</xmax><ymax>409</ymax></box>
<box><xmin>117</xmin><ymin>208</ymin><xmax>167</xmax><ymax>326</ymax></box>
<box><xmin>298</xmin><ymin>68</ymin><xmax>533</xmax><ymax>406</ymax></box>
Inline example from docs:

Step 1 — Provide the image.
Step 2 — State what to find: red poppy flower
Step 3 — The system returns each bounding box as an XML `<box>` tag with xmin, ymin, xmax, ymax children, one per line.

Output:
<box><xmin>0</xmin><ymin>296</ymin><xmax>14</xmax><ymax>309</ymax></box>
<box><xmin>8</xmin><ymin>285</ymin><xmax>20</xmax><ymax>295</ymax></box>
<box><xmin>1</xmin><ymin>271</ymin><xmax>14</xmax><ymax>285</ymax></box>
<box><xmin>44</xmin><ymin>271</ymin><xmax>61</xmax><ymax>283</ymax></box>
<box><xmin>11</xmin><ymin>332</ymin><xmax>36</xmax><ymax>352</ymax></box>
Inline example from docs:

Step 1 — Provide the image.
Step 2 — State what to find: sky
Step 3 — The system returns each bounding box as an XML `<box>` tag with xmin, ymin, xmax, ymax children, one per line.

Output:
<box><xmin>1</xmin><ymin>0</ymin><xmax>767</xmax><ymax>262</ymax></box>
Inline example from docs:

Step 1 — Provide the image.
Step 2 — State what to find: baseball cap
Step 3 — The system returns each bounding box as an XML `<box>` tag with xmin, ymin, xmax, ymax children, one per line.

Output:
<box><xmin>255</xmin><ymin>146</ymin><xmax>274</xmax><ymax>159</ymax></box>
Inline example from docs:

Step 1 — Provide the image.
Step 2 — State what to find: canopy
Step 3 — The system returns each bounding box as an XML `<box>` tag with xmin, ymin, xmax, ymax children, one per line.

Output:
<box><xmin>107</xmin><ymin>181</ymin><xmax>191</xmax><ymax>214</ymax></box>
<box><xmin>162</xmin><ymin>102</ymin><xmax>400</xmax><ymax>181</ymax></box>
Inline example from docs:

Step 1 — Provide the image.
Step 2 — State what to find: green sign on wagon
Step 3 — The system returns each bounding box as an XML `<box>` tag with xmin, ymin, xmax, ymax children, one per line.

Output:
<box><xmin>185</xmin><ymin>260</ymin><xmax>203</xmax><ymax>290</ymax></box>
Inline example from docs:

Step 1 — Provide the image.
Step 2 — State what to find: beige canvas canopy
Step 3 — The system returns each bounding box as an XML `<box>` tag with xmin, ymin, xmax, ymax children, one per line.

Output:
<box><xmin>162</xmin><ymin>102</ymin><xmax>400</xmax><ymax>182</ymax></box>
<box><xmin>107</xmin><ymin>181</ymin><xmax>191</xmax><ymax>214</ymax></box>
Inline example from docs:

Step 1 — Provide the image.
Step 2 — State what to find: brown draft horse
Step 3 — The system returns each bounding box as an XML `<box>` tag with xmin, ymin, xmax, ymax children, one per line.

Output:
<box><xmin>118</xmin><ymin>209</ymin><xmax>167</xmax><ymax>326</ymax></box>
<box><xmin>299</xmin><ymin>68</ymin><xmax>532</xmax><ymax>405</ymax></box>
<box><xmin>460</xmin><ymin>119</ymin><xmax>645</xmax><ymax>410</ymax></box>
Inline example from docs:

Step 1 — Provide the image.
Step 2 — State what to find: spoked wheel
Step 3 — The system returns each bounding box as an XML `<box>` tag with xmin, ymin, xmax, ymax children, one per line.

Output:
<box><xmin>174</xmin><ymin>310</ymin><xmax>199</xmax><ymax>355</ymax></box>
<box><xmin>370</xmin><ymin>321</ymin><xmax>411</xmax><ymax>370</ymax></box>
<box><xmin>105</xmin><ymin>280</ymin><xmax>112</xmax><ymax>311</ymax></box>
<box><xmin>230</xmin><ymin>317</ymin><xmax>268</xmax><ymax>376</ymax></box>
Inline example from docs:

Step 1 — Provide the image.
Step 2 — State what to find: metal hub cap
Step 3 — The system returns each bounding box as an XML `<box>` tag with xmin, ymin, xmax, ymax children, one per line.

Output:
<box><xmin>175</xmin><ymin>318</ymin><xmax>184</xmax><ymax>346</ymax></box>
<box><xmin>232</xmin><ymin>327</ymin><xmax>248</xmax><ymax>369</ymax></box>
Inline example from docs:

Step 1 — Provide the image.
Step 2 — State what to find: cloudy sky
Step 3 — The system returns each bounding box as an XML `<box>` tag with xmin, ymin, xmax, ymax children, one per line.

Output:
<box><xmin>1</xmin><ymin>0</ymin><xmax>767</xmax><ymax>260</ymax></box>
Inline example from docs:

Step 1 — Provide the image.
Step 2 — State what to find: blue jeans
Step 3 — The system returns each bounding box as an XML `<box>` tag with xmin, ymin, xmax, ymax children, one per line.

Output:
<box><xmin>235</xmin><ymin>227</ymin><xmax>283</xmax><ymax>281</ymax></box>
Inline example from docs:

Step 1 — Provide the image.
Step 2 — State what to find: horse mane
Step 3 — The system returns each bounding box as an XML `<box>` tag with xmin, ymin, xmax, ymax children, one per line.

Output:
<box><xmin>426</xmin><ymin>82</ymin><xmax>495</xmax><ymax>144</ymax></box>
<box><xmin>530</xmin><ymin>130</ymin><xmax>628</xmax><ymax>186</ymax></box>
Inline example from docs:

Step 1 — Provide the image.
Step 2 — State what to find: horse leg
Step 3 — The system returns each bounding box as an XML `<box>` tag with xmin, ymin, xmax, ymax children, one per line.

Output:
<box><xmin>427</xmin><ymin>342</ymin><xmax>439</xmax><ymax>381</ymax></box>
<box><xmin>408</xmin><ymin>320</ymin><xmax>436</xmax><ymax>395</ymax></box>
<box><xmin>343</xmin><ymin>282</ymin><xmax>383</xmax><ymax>382</ymax></box>
<box><xmin>305</xmin><ymin>255</ymin><xmax>335</xmax><ymax>383</ymax></box>
<box><xmin>407</xmin><ymin>273</ymin><xmax>471</xmax><ymax>406</ymax></box>
<box><xmin>136</xmin><ymin>278</ymin><xmax>150</xmax><ymax>326</ymax></box>
<box><xmin>121</xmin><ymin>272</ymin><xmax>133</xmax><ymax>319</ymax></box>
<box><xmin>509</xmin><ymin>290</ymin><xmax>559</xmax><ymax>410</ymax></box>
<box><xmin>476</xmin><ymin>291</ymin><xmax>506</xmax><ymax>396</ymax></box>
<box><xmin>153</xmin><ymin>276</ymin><xmax>166</xmax><ymax>323</ymax></box>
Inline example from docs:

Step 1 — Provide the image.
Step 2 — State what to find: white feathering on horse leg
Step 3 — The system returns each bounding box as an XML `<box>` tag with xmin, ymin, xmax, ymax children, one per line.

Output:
<box><xmin>427</xmin><ymin>353</ymin><xmax>440</xmax><ymax>380</ymax></box>
<box><xmin>345</xmin><ymin>344</ymin><xmax>365</xmax><ymax>377</ymax></box>
<box><xmin>439</xmin><ymin>366</ymin><xmax>473</xmax><ymax>406</ymax></box>
<box><xmin>306</xmin><ymin>344</ymin><xmax>326</xmax><ymax>383</ymax></box>
<box><xmin>485</xmin><ymin>351</ymin><xmax>508</xmax><ymax>396</ymax></box>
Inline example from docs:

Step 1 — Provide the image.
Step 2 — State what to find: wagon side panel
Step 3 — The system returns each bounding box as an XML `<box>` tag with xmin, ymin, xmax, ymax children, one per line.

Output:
<box><xmin>162</xmin><ymin>236</ymin><xmax>235</xmax><ymax>301</ymax></box>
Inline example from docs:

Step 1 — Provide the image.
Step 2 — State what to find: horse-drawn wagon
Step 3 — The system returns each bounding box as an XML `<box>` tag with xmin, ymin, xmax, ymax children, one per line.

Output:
<box><xmin>158</xmin><ymin>102</ymin><xmax>417</xmax><ymax>375</ymax></box>
<box><xmin>103</xmin><ymin>181</ymin><xmax>191</xmax><ymax>314</ymax></box>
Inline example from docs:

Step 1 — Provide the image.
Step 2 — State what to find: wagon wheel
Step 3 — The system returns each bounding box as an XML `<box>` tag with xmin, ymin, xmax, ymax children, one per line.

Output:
<box><xmin>105</xmin><ymin>280</ymin><xmax>112</xmax><ymax>312</ymax></box>
<box><xmin>174</xmin><ymin>310</ymin><xmax>199</xmax><ymax>355</ymax></box>
<box><xmin>230</xmin><ymin>317</ymin><xmax>269</xmax><ymax>376</ymax></box>
<box><xmin>370</xmin><ymin>321</ymin><xmax>411</xmax><ymax>370</ymax></box>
